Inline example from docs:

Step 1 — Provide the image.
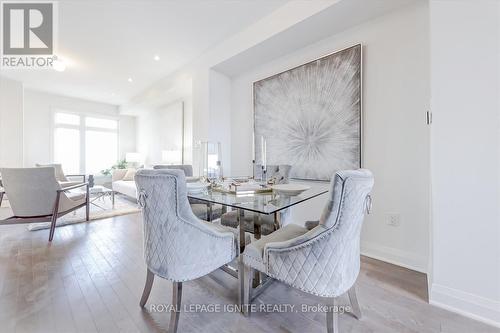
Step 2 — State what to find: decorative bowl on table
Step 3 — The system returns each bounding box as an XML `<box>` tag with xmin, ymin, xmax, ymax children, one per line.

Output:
<box><xmin>271</xmin><ymin>184</ymin><xmax>311</xmax><ymax>196</ymax></box>
<box><xmin>186</xmin><ymin>182</ymin><xmax>210</xmax><ymax>194</ymax></box>
<box><xmin>211</xmin><ymin>179</ymin><xmax>271</xmax><ymax>194</ymax></box>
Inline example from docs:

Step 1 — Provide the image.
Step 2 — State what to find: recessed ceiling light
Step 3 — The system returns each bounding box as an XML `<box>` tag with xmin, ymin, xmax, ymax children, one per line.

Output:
<box><xmin>154</xmin><ymin>55</ymin><xmax>160</xmax><ymax>61</ymax></box>
<box><xmin>53</xmin><ymin>58</ymin><xmax>66</xmax><ymax>72</ymax></box>
<box><xmin>127</xmin><ymin>77</ymin><xmax>133</xmax><ymax>82</ymax></box>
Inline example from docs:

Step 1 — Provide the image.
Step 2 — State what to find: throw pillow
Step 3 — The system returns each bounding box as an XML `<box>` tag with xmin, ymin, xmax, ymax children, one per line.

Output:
<box><xmin>122</xmin><ymin>168</ymin><xmax>136</xmax><ymax>181</ymax></box>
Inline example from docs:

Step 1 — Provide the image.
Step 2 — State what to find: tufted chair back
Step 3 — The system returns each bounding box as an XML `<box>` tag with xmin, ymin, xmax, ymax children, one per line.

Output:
<box><xmin>152</xmin><ymin>164</ymin><xmax>193</xmax><ymax>177</ymax></box>
<box><xmin>319</xmin><ymin>169</ymin><xmax>373</xmax><ymax>229</ymax></box>
<box><xmin>135</xmin><ymin>169</ymin><xmax>235</xmax><ymax>282</ymax></box>
<box><xmin>264</xmin><ymin>169</ymin><xmax>374</xmax><ymax>297</ymax></box>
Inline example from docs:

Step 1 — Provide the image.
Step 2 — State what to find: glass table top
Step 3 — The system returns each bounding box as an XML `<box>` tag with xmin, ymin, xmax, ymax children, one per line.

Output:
<box><xmin>188</xmin><ymin>180</ymin><xmax>330</xmax><ymax>215</ymax></box>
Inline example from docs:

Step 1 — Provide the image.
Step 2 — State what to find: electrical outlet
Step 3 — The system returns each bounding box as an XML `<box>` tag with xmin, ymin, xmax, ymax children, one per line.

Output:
<box><xmin>387</xmin><ymin>213</ymin><xmax>401</xmax><ymax>227</ymax></box>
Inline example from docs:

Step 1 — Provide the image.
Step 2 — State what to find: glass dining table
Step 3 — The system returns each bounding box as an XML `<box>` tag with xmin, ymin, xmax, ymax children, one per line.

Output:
<box><xmin>188</xmin><ymin>180</ymin><xmax>330</xmax><ymax>306</ymax></box>
<box><xmin>188</xmin><ymin>181</ymin><xmax>329</xmax><ymax>251</ymax></box>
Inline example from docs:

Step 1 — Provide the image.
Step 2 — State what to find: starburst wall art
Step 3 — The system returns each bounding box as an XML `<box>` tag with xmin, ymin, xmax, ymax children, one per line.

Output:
<box><xmin>254</xmin><ymin>44</ymin><xmax>362</xmax><ymax>181</ymax></box>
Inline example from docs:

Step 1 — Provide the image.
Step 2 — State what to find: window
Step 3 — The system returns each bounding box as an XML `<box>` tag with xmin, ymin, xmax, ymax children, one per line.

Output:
<box><xmin>54</xmin><ymin>127</ymin><xmax>80</xmax><ymax>174</ymax></box>
<box><xmin>53</xmin><ymin>112</ymin><xmax>119</xmax><ymax>174</ymax></box>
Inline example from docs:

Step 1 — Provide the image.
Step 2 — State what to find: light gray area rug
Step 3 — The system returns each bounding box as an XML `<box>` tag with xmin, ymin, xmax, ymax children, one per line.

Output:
<box><xmin>0</xmin><ymin>194</ymin><xmax>140</xmax><ymax>231</ymax></box>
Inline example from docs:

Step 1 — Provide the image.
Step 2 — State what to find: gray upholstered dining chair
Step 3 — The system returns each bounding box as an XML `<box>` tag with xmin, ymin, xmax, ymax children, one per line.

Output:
<box><xmin>0</xmin><ymin>167</ymin><xmax>90</xmax><ymax>241</ymax></box>
<box><xmin>36</xmin><ymin>163</ymin><xmax>86</xmax><ymax>188</ymax></box>
<box><xmin>242</xmin><ymin>169</ymin><xmax>374</xmax><ymax>333</ymax></box>
<box><xmin>135</xmin><ymin>169</ymin><xmax>237</xmax><ymax>333</ymax></box>
<box><xmin>221</xmin><ymin>164</ymin><xmax>292</xmax><ymax>238</ymax></box>
<box><xmin>153</xmin><ymin>164</ymin><xmax>223</xmax><ymax>221</ymax></box>
<box><xmin>152</xmin><ymin>164</ymin><xmax>193</xmax><ymax>176</ymax></box>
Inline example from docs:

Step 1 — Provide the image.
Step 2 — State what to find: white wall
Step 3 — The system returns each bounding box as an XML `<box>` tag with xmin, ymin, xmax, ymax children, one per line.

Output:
<box><xmin>119</xmin><ymin>116</ymin><xmax>137</xmax><ymax>162</ymax></box>
<box><xmin>183</xmin><ymin>97</ymin><xmax>194</xmax><ymax>167</ymax></box>
<box><xmin>208</xmin><ymin>70</ymin><xmax>232</xmax><ymax>176</ymax></box>
<box><xmin>136</xmin><ymin>101</ymin><xmax>185</xmax><ymax>167</ymax></box>
<box><xmin>192</xmin><ymin>68</ymin><xmax>211</xmax><ymax>174</ymax></box>
<box><xmin>0</xmin><ymin>77</ymin><xmax>24</xmax><ymax>167</ymax></box>
<box><xmin>429</xmin><ymin>0</ymin><xmax>500</xmax><ymax>327</ymax></box>
<box><xmin>23</xmin><ymin>89</ymin><xmax>136</xmax><ymax>167</ymax></box>
<box><xmin>126</xmin><ymin>1</ymin><xmax>344</xmax><ymax>174</ymax></box>
<box><xmin>229</xmin><ymin>1</ymin><xmax>430</xmax><ymax>272</ymax></box>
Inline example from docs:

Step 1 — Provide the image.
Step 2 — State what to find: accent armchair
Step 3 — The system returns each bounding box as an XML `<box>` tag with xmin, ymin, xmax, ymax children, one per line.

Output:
<box><xmin>135</xmin><ymin>169</ymin><xmax>237</xmax><ymax>333</ymax></box>
<box><xmin>0</xmin><ymin>167</ymin><xmax>90</xmax><ymax>241</ymax></box>
<box><xmin>36</xmin><ymin>163</ymin><xmax>86</xmax><ymax>189</ymax></box>
<box><xmin>153</xmin><ymin>164</ymin><xmax>223</xmax><ymax>221</ymax></box>
<box><xmin>242</xmin><ymin>169</ymin><xmax>374</xmax><ymax>333</ymax></box>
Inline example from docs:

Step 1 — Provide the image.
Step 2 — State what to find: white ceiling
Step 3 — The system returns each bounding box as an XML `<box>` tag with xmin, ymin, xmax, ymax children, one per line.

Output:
<box><xmin>0</xmin><ymin>0</ymin><xmax>287</xmax><ymax>105</ymax></box>
<box><xmin>214</xmin><ymin>0</ymin><xmax>419</xmax><ymax>76</ymax></box>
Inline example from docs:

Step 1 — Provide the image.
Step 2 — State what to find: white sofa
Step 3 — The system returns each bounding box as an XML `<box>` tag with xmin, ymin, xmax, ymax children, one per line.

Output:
<box><xmin>112</xmin><ymin>169</ymin><xmax>137</xmax><ymax>199</ymax></box>
<box><xmin>112</xmin><ymin>167</ymin><xmax>221</xmax><ymax>221</ymax></box>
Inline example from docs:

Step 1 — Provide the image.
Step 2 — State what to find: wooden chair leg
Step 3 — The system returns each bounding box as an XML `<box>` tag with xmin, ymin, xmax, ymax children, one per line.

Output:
<box><xmin>348</xmin><ymin>285</ymin><xmax>362</xmax><ymax>320</ymax></box>
<box><xmin>326</xmin><ymin>297</ymin><xmax>339</xmax><ymax>333</ymax></box>
<box><xmin>169</xmin><ymin>281</ymin><xmax>182</xmax><ymax>333</ymax></box>
<box><xmin>49</xmin><ymin>192</ymin><xmax>61</xmax><ymax>242</ymax></box>
<box><xmin>243</xmin><ymin>265</ymin><xmax>254</xmax><ymax>316</ymax></box>
<box><xmin>48</xmin><ymin>214</ymin><xmax>57</xmax><ymax>242</ymax></box>
<box><xmin>139</xmin><ymin>269</ymin><xmax>155</xmax><ymax>307</ymax></box>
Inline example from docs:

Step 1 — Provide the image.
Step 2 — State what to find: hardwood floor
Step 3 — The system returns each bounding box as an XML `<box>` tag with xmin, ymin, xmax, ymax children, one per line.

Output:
<box><xmin>0</xmin><ymin>213</ymin><xmax>497</xmax><ymax>333</ymax></box>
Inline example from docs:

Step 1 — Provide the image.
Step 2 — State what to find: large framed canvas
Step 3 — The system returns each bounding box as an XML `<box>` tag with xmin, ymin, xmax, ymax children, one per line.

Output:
<box><xmin>253</xmin><ymin>44</ymin><xmax>362</xmax><ymax>181</ymax></box>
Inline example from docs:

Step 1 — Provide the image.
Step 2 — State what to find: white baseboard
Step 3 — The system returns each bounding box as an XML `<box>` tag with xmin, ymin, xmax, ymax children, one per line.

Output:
<box><xmin>361</xmin><ymin>243</ymin><xmax>500</xmax><ymax>328</ymax></box>
<box><xmin>430</xmin><ymin>283</ymin><xmax>500</xmax><ymax>328</ymax></box>
<box><xmin>361</xmin><ymin>241</ymin><xmax>427</xmax><ymax>273</ymax></box>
